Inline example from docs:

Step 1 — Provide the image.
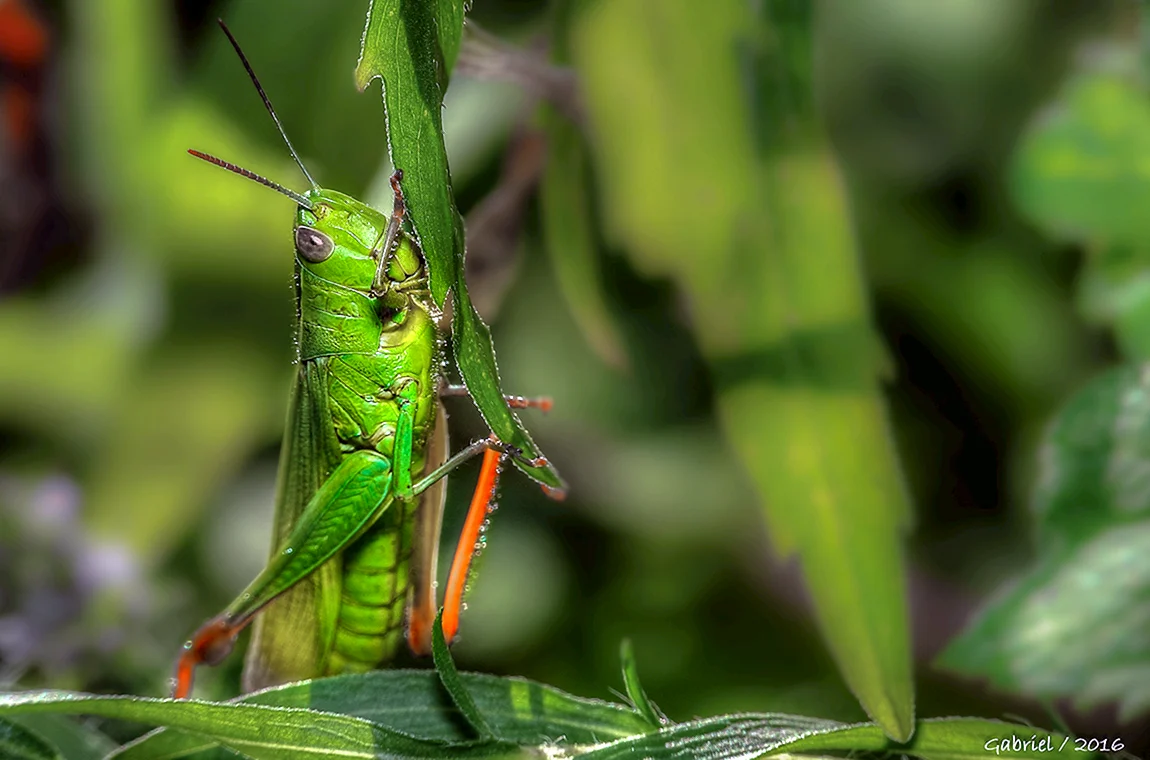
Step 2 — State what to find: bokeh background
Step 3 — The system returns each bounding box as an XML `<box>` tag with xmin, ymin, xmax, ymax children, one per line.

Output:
<box><xmin>1</xmin><ymin>0</ymin><xmax>1148</xmax><ymax>751</ymax></box>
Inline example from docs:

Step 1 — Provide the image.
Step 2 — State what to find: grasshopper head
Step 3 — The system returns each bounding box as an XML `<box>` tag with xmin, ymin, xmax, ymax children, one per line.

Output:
<box><xmin>293</xmin><ymin>189</ymin><xmax>386</xmax><ymax>292</ymax></box>
<box><xmin>294</xmin><ymin>188</ymin><xmax>428</xmax><ymax>298</ymax></box>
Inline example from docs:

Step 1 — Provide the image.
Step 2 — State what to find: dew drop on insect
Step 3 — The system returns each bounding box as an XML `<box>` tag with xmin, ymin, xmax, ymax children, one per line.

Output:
<box><xmin>461</xmin><ymin>601</ymin><xmax>469</xmax><ymax>612</ymax></box>
<box><xmin>283</xmin><ymin>547</ymin><xmax>294</xmax><ymax>555</ymax></box>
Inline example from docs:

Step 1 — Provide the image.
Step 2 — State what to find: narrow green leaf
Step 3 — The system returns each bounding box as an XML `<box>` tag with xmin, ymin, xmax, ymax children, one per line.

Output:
<box><xmin>0</xmin><ymin>718</ymin><xmax>62</xmax><ymax>760</ymax></box>
<box><xmin>568</xmin><ymin>0</ymin><xmax>913</xmax><ymax>739</ymax></box>
<box><xmin>114</xmin><ymin>670</ymin><xmax>653</xmax><ymax>760</ymax></box>
<box><xmin>577</xmin><ymin>717</ymin><xmax>1088</xmax><ymax>760</ymax></box>
<box><xmin>5</xmin><ymin>715</ymin><xmax>117</xmax><ymax>760</ymax></box>
<box><xmin>941</xmin><ymin>365</ymin><xmax>1150</xmax><ymax>720</ymax></box>
<box><xmin>540</xmin><ymin>0</ymin><xmax>627</xmax><ymax>370</ymax></box>
<box><xmin>432</xmin><ymin>611</ymin><xmax>495</xmax><ymax>740</ymax></box>
<box><xmin>540</xmin><ymin>106</ymin><xmax>629</xmax><ymax>371</ymax></box>
<box><xmin>356</xmin><ymin>0</ymin><xmax>565</xmax><ymax>490</ymax></box>
<box><xmin>0</xmin><ymin>692</ymin><xmax>516</xmax><ymax>760</ymax></box>
<box><xmin>355</xmin><ymin>0</ymin><xmax>464</xmax><ymax>309</ymax></box>
<box><xmin>618</xmin><ymin>641</ymin><xmax>664</xmax><ymax>727</ymax></box>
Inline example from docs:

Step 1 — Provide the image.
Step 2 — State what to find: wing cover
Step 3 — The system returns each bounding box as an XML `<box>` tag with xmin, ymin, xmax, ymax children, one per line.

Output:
<box><xmin>242</xmin><ymin>358</ymin><xmax>343</xmax><ymax>692</ymax></box>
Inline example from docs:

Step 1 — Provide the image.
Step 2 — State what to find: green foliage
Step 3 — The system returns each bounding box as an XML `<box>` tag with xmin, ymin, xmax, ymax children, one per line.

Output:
<box><xmin>0</xmin><ymin>635</ymin><xmax>1091</xmax><ymax>760</ymax></box>
<box><xmin>0</xmin><ymin>718</ymin><xmax>63</xmax><ymax>760</ymax></box>
<box><xmin>940</xmin><ymin>365</ymin><xmax>1150</xmax><ymax>720</ymax></box>
<box><xmin>564</xmin><ymin>0</ymin><xmax>912</xmax><ymax>739</ymax></box>
<box><xmin>1012</xmin><ymin>70</ymin><xmax>1150</xmax><ymax>248</ymax></box>
<box><xmin>1009</xmin><ymin>40</ymin><xmax>1150</xmax><ymax>358</ymax></box>
<box><xmin>940</xmin><ymin>22</ymin><xmax>1150</xmax><ymax>721</ymax></box>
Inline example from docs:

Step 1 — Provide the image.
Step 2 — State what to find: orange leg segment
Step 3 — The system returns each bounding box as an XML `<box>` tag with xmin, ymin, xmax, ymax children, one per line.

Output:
<box><xmin>441</xmin><ymin>447</ymin><xmax>504</xmax><ymax>644</ymax></box>
<box><xmin>171</xmin><ymin>616</ymin><xmax>246</xmax><ymax>699</ymax></box>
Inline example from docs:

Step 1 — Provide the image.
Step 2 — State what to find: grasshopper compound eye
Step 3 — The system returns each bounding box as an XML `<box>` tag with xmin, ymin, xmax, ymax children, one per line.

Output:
<box><xmin>295</xmin><ymin>225</ymin><xmax>334</xmax><ymax>262</ymax></box>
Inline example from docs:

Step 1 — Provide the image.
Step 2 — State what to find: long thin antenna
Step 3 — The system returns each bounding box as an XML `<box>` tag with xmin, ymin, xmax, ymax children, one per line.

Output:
<box><xmin>188</xmin><ymin>149</ymin><xmax>314</xmax><ymax>209</ymax></box>
<box><xmin>217</xmin><ymin>18</ymin><xmax>319</xmax><ymax>191</ymax></box>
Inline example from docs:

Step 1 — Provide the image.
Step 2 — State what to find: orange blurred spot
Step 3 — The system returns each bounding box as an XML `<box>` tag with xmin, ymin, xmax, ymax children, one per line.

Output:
<box><xmin>541</xmin><ymin>483</ymin><xmax>567</xmax><ymax>502</ymax></box>
<box><xmin>0</xmin><ymin>0</ymin><xmax>48</xmax><ymax>68</ymax></box>
<box><xmin>3</xmin><ymin>84</ymin><xmax>32</xmax><ymax>150</ymax></box>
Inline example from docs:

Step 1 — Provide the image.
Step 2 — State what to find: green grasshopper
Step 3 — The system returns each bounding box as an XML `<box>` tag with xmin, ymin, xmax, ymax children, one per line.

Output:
<box><xmin>172</xmin><ymin>21</ymin><xmax>563</xmax><ymax>698</ymax></box>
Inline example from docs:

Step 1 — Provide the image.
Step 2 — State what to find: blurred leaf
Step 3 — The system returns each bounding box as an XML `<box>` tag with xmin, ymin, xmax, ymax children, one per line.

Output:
<box><xmin>0</xmin><ymin>291</ymin><xmax>136</xmax><ymax>439</ymax></box>
<box><xmin>356</xmin><ymin>0</ymin><xmax>565</xmax><ymax>492</ymax></box>
<box><xmin>85</xmin><ymin>346</ymin><xmax>286</xmax><ymax>566</ymax></box>
<box><xmin>450</xmin><ymin>272</ymin><xmax>567</xmax><ymax>492</ymax></box>
<box><xmin>195</xmin><ymin>1</ymin><xmax>391</xmax><ymax>195</ymax></box>
<box><xmin>539</xmin><ymin>0</ymin><xmax>628</xmax><ymax>370</ymax></box>
<box><xmin>1011</xmin><ymin>66</ymin><xmax>1150</xmax><ymax>247</ymax></box>
<box><xmin>941</xmin><ymin>365</ymin><xmax>1150</xmax><ymax>720</ymax></box>
<box><xmin>0</xmin><ymin>718</ymin><xmax>61</xmax><ymax>760</ymax></box>
<box><xmin>867</xmin><ymin>232</ymin><xmax>1085</xmax><ymax>413</ymax></box>
<box><xmin>1032</xmin><ymin>364</ymin><xmax>1150</xmax><ymax>538</ymax></box>
<box><xmin>71</xmin><ymin>0</ymin><xmax>172</xmax><ymax>208</ymax></box>
<box><xmin>569</xmin><ymin>0</ymin><xmax>913</xmax><ymax>739</ymax></box>
<box><xmin>540</xmin><ymin>105</ymin><xmax>629</xmax><ymax>370</ymax></box>
<box><xmin>4</xmin><ymin>715</ymin><xmax>117</xmax><ymax>760</ymax></box>
<box><xmin>1077</xmin><ymin>243</ymin><xmax>1150</xmax><ymax>360</ymax></box>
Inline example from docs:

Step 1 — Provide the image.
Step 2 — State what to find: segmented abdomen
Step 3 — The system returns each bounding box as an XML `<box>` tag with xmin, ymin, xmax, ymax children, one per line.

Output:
<box><xmin>326</xmin><ymin>501</ymin><xmax>413</xmax><ymax>673</ymax></box>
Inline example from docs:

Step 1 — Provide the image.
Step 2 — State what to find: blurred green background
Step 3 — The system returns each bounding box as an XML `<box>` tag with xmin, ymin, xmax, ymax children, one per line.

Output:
<box><xmin>1</xmin><ymin>0</ymin><xmax>1148</xmax><ymax>751</ymax></box>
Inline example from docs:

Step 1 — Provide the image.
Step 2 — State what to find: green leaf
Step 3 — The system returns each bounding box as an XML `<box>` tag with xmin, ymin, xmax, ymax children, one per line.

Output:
<box><xmin>356</xmin><ymin>0</ymin><xmax>565</xmax><ymax>491</ymax></box>
<box><xmin>113</xmin><ymin>670</ymin><xmax>653</xmax><ymax>759</ymax></box>
<box><xmin>540</xmin><ymin>105</ymin><xmax>629</xmax><ymax>371</ymax></box>
<box><xmin>0</xmin><ymin>718</ymin><xmax>62</xmax><ymax>760</ymax></box>
<box><xmin>1076</xmin><ymin>243</ymin><xmax>1150</xmax><ymax>360</ymax></box>
<box><xmin>568</xmin><ymin>0</ymin><xmax>913</xmax><ymax>740</ymax></box>
<box><xmin>355</xmin><ymin>0</ymin><xmax>465</xmax><ymax>309</ymax></box>
<box><xmin>538</xmin><ymin>0</ymin><xmax>628</xmax><ymax>370</ymax></box>
<box><xmin>0</xmin><ymin>689</ymin><xmax>1084</xmax><ymax>760</ymax></box>
<box><xmin>618</xmin><ymin>640</ymin><xmax>664</xmax><ymax>727</ymax></box>
<box><xmin>0</xmin><ymin>692</ymin><xmax>517</xmax><ymax>760</ymax></box>
<box><xmin>577</xmin><ymin>716</ymin><xmax>1088</xmax><ymax>760</ymax></box>
<box><xmin>451</xmin><ymin>278</ymin><xmax>567</xmax><ymax>491</ymax></box>
<box><xmin>5</xmin><ymin>715</ymin><xmax>118</xmax><ymax>760</ymax></box>
<box><xmin>432</xmin><ymin>611</ymin><xmax>495</xmax><ymax>740</ymax></box>
<box><xmin>941</xmin><ymin>365</ymin><xmax>1150</xmax><ymax>720</ymax></box>
<box><xmin>1011</xmin><ymin>65</ymin><xmax>1150</xmax><ymax>247</ymax></box>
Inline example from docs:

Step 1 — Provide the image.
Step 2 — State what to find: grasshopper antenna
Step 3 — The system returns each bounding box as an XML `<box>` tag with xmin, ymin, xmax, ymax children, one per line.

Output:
<box><xmin>217</xmin><ymin>18</ymin><xmax>319</xmax><ymax>191</ymax></box>
<box><xmin>188</xmin><ymin>149</ymin><xmax>314</xmax><ymax>209</ymax></box>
